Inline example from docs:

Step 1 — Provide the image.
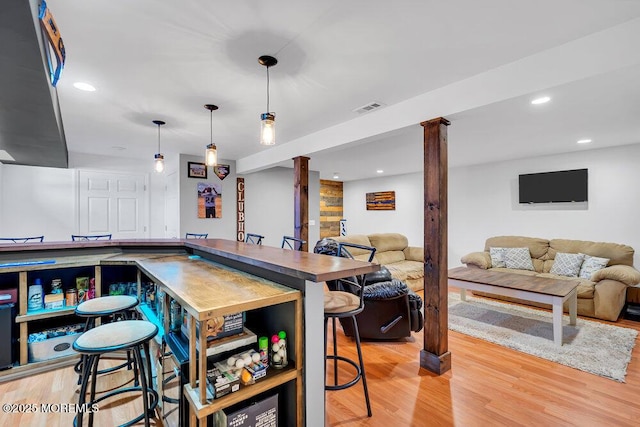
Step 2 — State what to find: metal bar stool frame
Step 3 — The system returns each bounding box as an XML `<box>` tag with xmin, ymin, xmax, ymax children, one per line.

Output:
<box><xmin>185</xmin><ymin>233</ymin><xmax>208</xmax><ymax>239</ymax></box>
<box><xmin>245</xmin><ymin>233</ymin><xmax>264</xmax><ymax>245</ymax></box>
<box><xmin>281</xmin><ymin>235</ymin><xmax>306</xmax><ymax>251</ymax></box>
<box><xmin>72</xmin><ymin>234</ymin><xmax>113</xmax><ymax>241</ymax></box>
<box><xmin>73</xmin><ymin>320</ymin><xmax>159</xmax><ymax>427</ymax></box>
<box><xmin>324</xmin><ymin>242</ymin><xmax>375</xmax><ymax>417</ymax></box>
<box><xmin>0</xmin><ymin>236</ymin><xmax>44</xmax><ymax>243</ymax></box>
<box><xmin>73</xmin><ymin>296</ymin><xmax>140</xmax><ymax>385</ymax></box>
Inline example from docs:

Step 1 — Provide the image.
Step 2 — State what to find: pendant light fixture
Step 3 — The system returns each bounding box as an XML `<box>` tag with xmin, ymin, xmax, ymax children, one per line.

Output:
<box><xmin>152</xmin><ymin>119</ymin><xmax>165</xmax><ymax>173</ymax></box>
<box><xmin>258</xmin><ymin>55</ymin><xmax>278</xmax><ymax>145</ymax></box>
<box><xmin>204</xmin><ymin>104</ymin><xmax>218</xmax><ymax>167</ymax></box>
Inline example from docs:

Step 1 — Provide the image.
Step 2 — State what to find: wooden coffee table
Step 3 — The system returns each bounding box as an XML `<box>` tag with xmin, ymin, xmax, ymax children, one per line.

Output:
<box><xmin>448</xmin><ymin>266</ymin><xmax>578</xmax><ymax>346</ymax></box>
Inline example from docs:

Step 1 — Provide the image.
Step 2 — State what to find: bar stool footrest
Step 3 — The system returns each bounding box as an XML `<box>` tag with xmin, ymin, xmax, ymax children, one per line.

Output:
<box><xmin>325</xmin><ymin>354</ymin><xmax>363</xmax><ymax>390</ymax></box>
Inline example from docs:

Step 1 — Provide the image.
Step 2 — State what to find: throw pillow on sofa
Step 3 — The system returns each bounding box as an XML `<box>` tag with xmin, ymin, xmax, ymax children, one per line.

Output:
<box><xmin>578</xmin><ymin>254</ymin><xmax>609</xmax><ymax>279</ymax></box>
<box><xmin>489</xmin><ymin>247</ymin><xmax>508</xmax><ymax>268</ymax></box>
<box><xmin>550</xmin><ymin>252</ymin><xmax>585</xmax><ymax>277</ymax></box>
<box><xmin>503</xmin><ymin>247</ymin><xmax>535</xmax><ymax>271</ymax></box>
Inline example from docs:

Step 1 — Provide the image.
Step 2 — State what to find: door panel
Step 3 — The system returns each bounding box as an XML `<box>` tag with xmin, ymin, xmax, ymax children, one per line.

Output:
<box><xmin>78</xmin><ymin>170</ymin><xmax>147</xmax><ymax>239</ymax></box>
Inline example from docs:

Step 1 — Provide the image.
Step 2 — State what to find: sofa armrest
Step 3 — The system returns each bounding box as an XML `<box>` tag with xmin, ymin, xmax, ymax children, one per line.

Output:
<box><xmin>591</xmin><ymin>265</ymin><xmax>640</xmax><ymax>286</ymax></box>
<box><xmin>460</xmin><ymin>252</ymin><xmax>491</xmax><ymax>269</ymax></box>
<box><xmin>403</xmin><ymin>246</ymin><xmax>424</xmax><ymax>262</ymax></box>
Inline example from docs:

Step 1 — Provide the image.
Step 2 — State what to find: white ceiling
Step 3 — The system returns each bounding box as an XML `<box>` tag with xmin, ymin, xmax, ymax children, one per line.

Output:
<box><xmin>43</xmin><ymin>0</ymin><xmax>640</xmax><ymax>180</ymax></box>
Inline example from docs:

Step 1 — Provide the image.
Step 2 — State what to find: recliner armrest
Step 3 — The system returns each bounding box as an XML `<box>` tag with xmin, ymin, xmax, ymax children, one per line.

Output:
<box><xmin>461</xmin><ymin>251</ymin><xmax>491</xmax><ymax>269</ymax></box>
<box><xmin>591</xmin><ymin>264</ymin><xmax>640</xmax><ymax>286</ymax></box>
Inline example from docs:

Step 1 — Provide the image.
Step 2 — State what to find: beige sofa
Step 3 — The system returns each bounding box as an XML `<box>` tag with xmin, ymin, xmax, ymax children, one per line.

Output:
<box><xmin>461</xmin><ymin>236</ymin><xmax>640</xmax><ymax>321</ymax></box>
<box><xmin>330</xmin><ymin>233</ymin><xmax>424</xmax><ymax>292</ymax></box>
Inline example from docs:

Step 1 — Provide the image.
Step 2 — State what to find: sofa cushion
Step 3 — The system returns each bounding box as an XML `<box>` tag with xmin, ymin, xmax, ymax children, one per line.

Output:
<box><xmin>503</xmin><ymin>248</ymin><xmax>535</xmax><ymax>271</ymax></box>
<box><xmin>550</xmin><ymin>252</ymin><xmax>585</xmax><ymax>277</ymax></box>
<box><xmin>386</xmin><ymin>260</ymin><xmax>424</xmax><ymax>282</ymax></box>
<box><xmin>368</xmin><ymin>233</ymin><xmax>409</xmax><ymax>252</ymax></box>
<box><xmin>485</xmin><ymin>236</ymin><xmax>549</xmax><ymax>259</ymax></box>
<box><xmin>376</xmin><ymin>250</ymin><xmax>406</xmax><ymax>265</ymax></box>
<box><xmin>578</xmin><ymin>254</ymin><xmax>609</xmax><ymax>279</ymax></box>
<box><xmin>489</xmin><ymin>247</ymin><xmax>507</xmax><ymax>268</ymax></box>
<box><xmin>549</xmin><ymin>238</ymin><xmax>634</xmax><ymax>266</ymax></box>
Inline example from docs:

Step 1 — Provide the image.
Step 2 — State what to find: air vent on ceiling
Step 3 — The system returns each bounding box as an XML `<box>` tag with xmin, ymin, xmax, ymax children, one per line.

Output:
<box><xmin>353</xmin><ymin>101</ymin><xmax>385</xmax><ymax>114</ymax></box>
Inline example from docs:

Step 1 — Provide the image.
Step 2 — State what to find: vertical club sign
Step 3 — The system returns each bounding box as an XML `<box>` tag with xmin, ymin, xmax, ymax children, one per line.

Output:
<box><xmin>237</xmin><ymin>178</ymin><xmax>245</xmax><ymax>242</ymax></box>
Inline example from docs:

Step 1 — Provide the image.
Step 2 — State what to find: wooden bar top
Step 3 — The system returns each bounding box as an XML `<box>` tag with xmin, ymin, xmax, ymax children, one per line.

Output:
<box><xmin>448</xmin><ymin>266</ymin><xmax>577</xmax><ymax>297</ymax></box>
<box><xmin>137</xmin><ymin>254</ymin><xmax>300</xmax><ymax>321</ymax></box>
<box><xmin>0</xmin><ymin>238</ymin><xmax>379</xmax><ymax>283</ymax></box>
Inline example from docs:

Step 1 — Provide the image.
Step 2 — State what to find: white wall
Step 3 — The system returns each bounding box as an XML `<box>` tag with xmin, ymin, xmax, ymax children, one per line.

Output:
<box><xmin>243</xmin><ymin>167</ymin><xmax>320</xmax><ymax>250</ymax></box>
<box><xmin>179</xmin><ymin>154</ymin><xmax>237</xmax><ymax>240</ymax></box>
<box><xmin>0</xmin><ymin>164</ymin><xmax>75</xmax><ymax>241</ymax></box>
<box><xmin>344</xmin><ymin>143</ymin><xmax>640</xmax><ymax>267</ymax></box>
<box><xmin>343</xmin><ymin>173</ymin><xmax>424</xmax><ymax>246</ymax></box>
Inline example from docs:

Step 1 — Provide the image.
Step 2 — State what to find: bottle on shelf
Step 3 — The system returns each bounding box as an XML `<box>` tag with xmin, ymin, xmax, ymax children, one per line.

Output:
<box><xmin>28</xmin><ymin>278</ymin><xmax>43</xmax><ymax>311</ymax></box>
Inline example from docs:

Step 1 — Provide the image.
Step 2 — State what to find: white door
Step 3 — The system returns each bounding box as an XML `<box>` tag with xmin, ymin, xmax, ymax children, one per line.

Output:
<box><xmin>77</xmin><ymin>170</ymin><xmax>148</xmax><ymax>238</ymax></box>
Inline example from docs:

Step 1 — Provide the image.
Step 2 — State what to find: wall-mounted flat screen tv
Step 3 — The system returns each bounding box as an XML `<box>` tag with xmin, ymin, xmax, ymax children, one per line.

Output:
<box><xmin>519</xmin><ymin>168</ymin><xmax>588</xmax><ymax>203</ymax></box>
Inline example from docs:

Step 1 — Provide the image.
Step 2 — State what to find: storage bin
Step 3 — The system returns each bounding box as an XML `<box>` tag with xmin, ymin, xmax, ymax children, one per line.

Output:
<box><xmin>28</xmin><ymin>333</ymin><xmax>80</xmax><ymax>363</ymax></box>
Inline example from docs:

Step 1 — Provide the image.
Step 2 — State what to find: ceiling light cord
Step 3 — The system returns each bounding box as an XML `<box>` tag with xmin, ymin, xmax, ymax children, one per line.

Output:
<box><xmin>266</xmin><ymin>65</ymin><xmax>270</xmax><ymax>113</ymax></box>
<box><xmin>157</xmin><ymin>124</ymin><xmax>161</xmax><ymax>152</ymax></box>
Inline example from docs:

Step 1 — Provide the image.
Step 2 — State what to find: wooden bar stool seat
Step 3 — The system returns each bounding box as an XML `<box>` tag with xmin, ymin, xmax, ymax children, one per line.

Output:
<box><xmin>73</xmin><ymin>320</ymin><xmax>159</xmax><ymax>427</ymax></box>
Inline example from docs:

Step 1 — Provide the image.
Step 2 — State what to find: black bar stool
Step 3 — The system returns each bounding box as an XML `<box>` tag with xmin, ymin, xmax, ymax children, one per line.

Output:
<box><xmin>73</xmin><ymin>320</ymin><xmax>159</xmax><ymax>427</ymax></box>
<box><xmin>281</xmin><ymin>235</ymin><xmax>306</xmax><ymax>251</ymax></box>
<box><xmin>323</xmin><ymin>242</ymin><xmax>375</xmax><ymax>417</ymax></box>
<box><xmin>74</xmin><ymin>295</ymin><xmax>140</xmax><ymax>384</ymax></box>
<box><xmin>245</xmin><ymin>233</ymin><xmax>264</xmax><ymax>245</ymax></box>
<box><xmin>185</xmin><ymin>232</ymin><xmax>208</xmax><ymax>239</ymax></box>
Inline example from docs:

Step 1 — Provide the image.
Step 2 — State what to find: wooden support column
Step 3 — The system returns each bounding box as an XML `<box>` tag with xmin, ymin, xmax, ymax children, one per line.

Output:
<box><xmin>293</xmin><ymin>156</ymin><xmax>310</xmax><ymax>251</ymax></box>
<box><xmin>420</xmin><ymin>117</ymin><xmax>451</xmax><ymax>375</ymax></box>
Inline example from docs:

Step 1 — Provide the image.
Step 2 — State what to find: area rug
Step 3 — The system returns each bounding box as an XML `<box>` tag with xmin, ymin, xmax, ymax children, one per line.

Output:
<box><xmin>448</xmin><ymin>292</ymin><xmax>638</xmax><ymax>382</ymax></box>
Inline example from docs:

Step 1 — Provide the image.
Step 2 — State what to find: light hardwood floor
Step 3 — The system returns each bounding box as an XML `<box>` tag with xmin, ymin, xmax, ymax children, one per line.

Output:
<box><xmin>1</xmin><ymin>295</ymin><xmax>639</xmax><ymax>426</ymax></box>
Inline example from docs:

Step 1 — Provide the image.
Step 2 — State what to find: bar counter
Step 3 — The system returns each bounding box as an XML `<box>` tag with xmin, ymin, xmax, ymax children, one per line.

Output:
<box><xmin>0</xmin><ymin>238</ymin><xmax>379</xmax><ymax>426</ymax></box>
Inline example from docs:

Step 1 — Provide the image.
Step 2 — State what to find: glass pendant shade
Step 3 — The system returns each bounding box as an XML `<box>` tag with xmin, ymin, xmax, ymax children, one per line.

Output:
<box><xmin>260</xmin><ymin>112</ymin><xmax>275</xmax><ymax>146</ymax></box>
<box><xmin>152</xmin><ymin>119</ymin><xmax>166</xmax><ymax>173</ymax></box>
<box><xmin>205</xmin><ymin>143</ymin><xmax>217</xmax><ymax>166</ymax></box>
<box><xmin>154</xmin><ymin>153</ymin><xmax>165</xmax><ymax>173</ymax></box>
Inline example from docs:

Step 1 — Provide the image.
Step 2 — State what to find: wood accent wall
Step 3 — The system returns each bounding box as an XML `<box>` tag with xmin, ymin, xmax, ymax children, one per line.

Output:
<box><xmin>320</xmin><ymin>180</ymin><xmax>343</xmax><ymax>239</ymax></box>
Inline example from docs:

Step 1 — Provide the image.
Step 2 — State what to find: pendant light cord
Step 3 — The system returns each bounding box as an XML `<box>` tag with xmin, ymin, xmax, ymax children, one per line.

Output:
<box><xmin>157</xmin><ymin>123</ymin><xmax>161</xmax><ymax>152</ymax></box>
<box><xmin>210</xmin><ymin>110</ymin><xmax>213</xmax><ymax>144</ymax></box>
<box><xmin>266</xmin><ymin>66</ymin><xmax>270</xmax><ymax>113</ymax></box>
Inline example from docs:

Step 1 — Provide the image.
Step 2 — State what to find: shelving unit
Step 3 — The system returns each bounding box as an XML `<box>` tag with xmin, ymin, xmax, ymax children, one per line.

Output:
<box><xmin>136</xmin><ymin>255</ymin><xmax>303</xmax><ymax>426</ymax></box>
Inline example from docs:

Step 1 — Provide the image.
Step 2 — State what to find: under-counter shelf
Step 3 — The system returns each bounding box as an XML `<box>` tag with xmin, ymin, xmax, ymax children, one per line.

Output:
<box><xmin>15</xmin><ymin>306</ymin><xmax>77</xmax><ymax>323</ymax></box>
<box><xmin>184</xmin><ymin>364</ymin><xmax>298</xmax><ymax>419</ymax></box>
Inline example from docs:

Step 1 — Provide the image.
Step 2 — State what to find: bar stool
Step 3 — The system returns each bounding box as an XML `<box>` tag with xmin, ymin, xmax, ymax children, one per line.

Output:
<box><xmin>245</xmin><ymin>233</ymin><xmax>264</xmax><ymax>245</ymax></box>
<box><xmin>73</xmin><ymin>320</ymin><xmax>159</xmax><ymax>427</ymax></box>
<box><xmin>323</xmin><ymin>242</ymin><xmax>375</xmax><ymax>417</ymax></box>
<box><xmin>281</xmin><ymin>235</ymin><xmax>306</xmax><ymax>251</ymax></box>
<box><xmin>74</xmin><ymin>295</ymin><xmax>140</xmax><ymax>384</ymax></box>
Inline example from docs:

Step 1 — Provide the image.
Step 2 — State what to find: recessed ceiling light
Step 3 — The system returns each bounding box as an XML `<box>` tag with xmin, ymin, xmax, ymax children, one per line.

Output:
<box><xmin>376</xmin><ymin>169</ymin><xmax>384</xmax><ymax>174</ymax></box>
<box><xmin>577</xmin><ymin>139</ymin><xmax>592</xmax><ymax>144</ymax></box>
<box><xmin>531</xmin><ymin>96</ymin><xmax>551</xmax><ymax>105</ymax></box>
<box><xmin>333</xmin><ymin>173</ymin><xmax>339</xmax><ymax>179</ymax></box>
<box><xmin>73</xmin><ymin>82</ymin><xmax>96</xmax><ymax>92</ymax></box>
<box><xmin>111</xmin><ymin>146</ymin><xmax>126</xmax><ymax>151</ymax></box>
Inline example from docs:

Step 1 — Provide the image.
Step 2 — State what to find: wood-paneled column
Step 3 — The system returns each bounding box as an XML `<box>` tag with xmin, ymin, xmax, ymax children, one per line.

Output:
<box><xmin>420</xmin><ymin>117</ymin><xmax>451</xmax><ymax>375</ymax></box>
<box><xmin>293</xmin><ymin>156</ymin><xmax>310</xmax><ymax>251</ymax></box>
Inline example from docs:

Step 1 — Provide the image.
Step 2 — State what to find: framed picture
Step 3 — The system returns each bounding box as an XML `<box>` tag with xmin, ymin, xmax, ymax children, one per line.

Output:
<box><xmin>188</xmin><ymin>162</ymin><xmax>207</xmax><ymax>179</ymax></box>
<box><xmin>366</xmin><ymin>191</ymin><xmax>396</xmax><ymax>210</ymax></box>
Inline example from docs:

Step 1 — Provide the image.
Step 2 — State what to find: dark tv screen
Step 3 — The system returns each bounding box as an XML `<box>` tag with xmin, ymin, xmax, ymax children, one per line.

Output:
<box><xmin>519</xmin><ymin>169</ymin><xmax>588</xmax><ymax>203</ymax></box>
